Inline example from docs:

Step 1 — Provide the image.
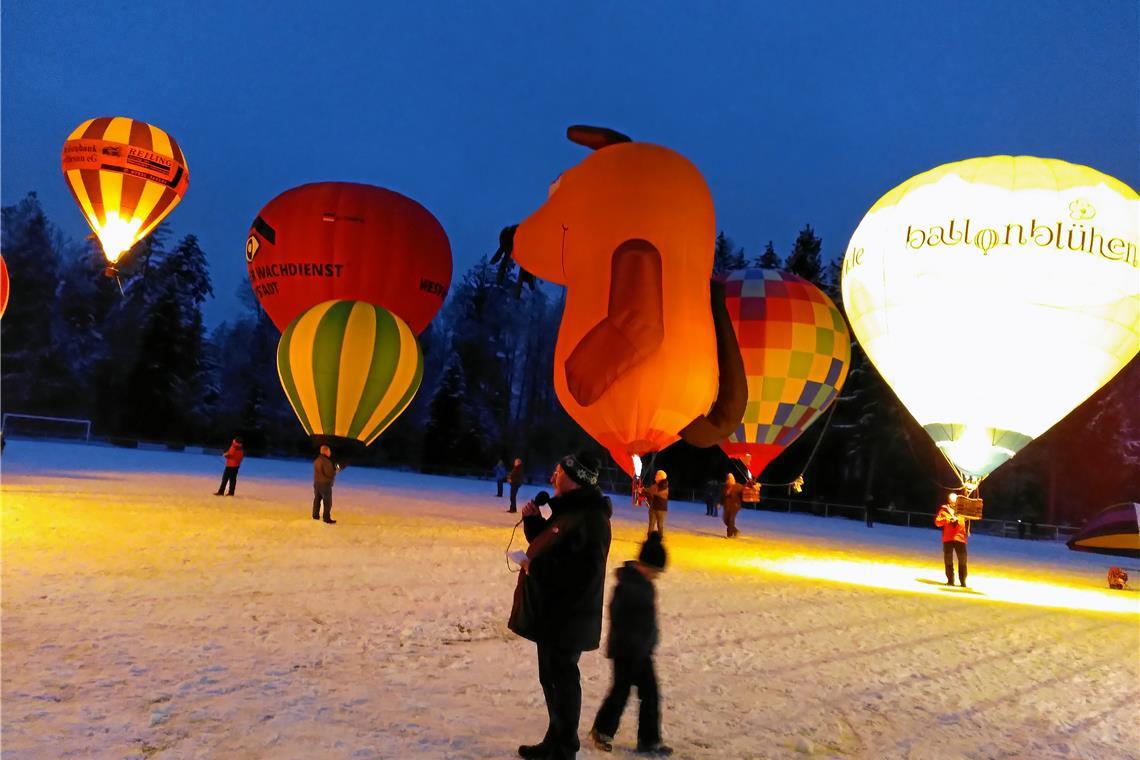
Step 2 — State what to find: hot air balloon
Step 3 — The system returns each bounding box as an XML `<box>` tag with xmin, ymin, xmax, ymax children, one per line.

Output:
<box><xmin>842</xmin><ymin>156</ymin><xmax>1140</xmax><ymax>493</ymax></box>
<box><xmin>719</xmin><ymin>269</ymin><xmax>851</xmax><ymax>479</ymax></box>
<box><xmin>276</xmin><ymin>300</ymin><xmax>423</xmax><ymax>454</ymax></box>
<box><xmin>1067</xmin><ymin>503</ymin><xmax>1140</xmax><ymax>560</ymax></box>
<box><xmin>247</xmin><ymin>182</ymin><xmax>452</xmax><ymax>336</ymax></box>
<box><xmin>61</xmin><ymin>117</ymin><xmax>189</xmax><ymax>273</ymax></box>
<box><xmin>510</xmin><ymin>125</ymin><xmax>745</xmax><ymax>476</ymax></box>
<box><xmin>0</xmin><ymin>254</ymin><xmax>9</xmax><ymax>318</ymax></box>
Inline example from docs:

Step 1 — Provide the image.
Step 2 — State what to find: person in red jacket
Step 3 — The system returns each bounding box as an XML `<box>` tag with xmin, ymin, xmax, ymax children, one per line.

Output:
<box><xmin>213</xmin><ymin>437</ymin><xmax>244</xmax><ymax>496</ymax></box>
<box><xmin>935</xmin><ymin>494</ymin><xmax>970</xmax><ymax>587</ymax></box>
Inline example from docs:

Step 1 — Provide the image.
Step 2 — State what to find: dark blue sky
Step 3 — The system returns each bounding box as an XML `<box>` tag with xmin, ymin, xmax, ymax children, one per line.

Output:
<box><xmin>4</xmin><ymin>0</ymin><xmax>1138</xmax><ymax>326</ymax></box>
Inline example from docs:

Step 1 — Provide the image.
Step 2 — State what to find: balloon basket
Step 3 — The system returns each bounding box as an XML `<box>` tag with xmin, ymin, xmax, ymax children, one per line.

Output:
<box><xmin>955</xmin><ymin>496</ymin><xmax>984</xmax><ymax>520</ymax></box>
<box><xmin>742</xmin><ymin>484</ymin><xmax>761</xmax><ymax>503</ymax></box>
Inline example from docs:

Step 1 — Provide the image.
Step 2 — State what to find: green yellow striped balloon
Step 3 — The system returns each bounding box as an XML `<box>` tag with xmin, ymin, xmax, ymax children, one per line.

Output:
<box><xmin>277</xmin><ymin>300</ymin><xmax>423</xmax><ymax>446</ymax></box>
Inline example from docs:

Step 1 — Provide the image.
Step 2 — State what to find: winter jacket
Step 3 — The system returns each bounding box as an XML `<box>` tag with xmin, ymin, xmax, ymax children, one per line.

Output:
<box><xmin>508</xmin><ymin>484</ymin><xmax>613</xmax><ymax>651</ymax></box>
<box><xmin>313</xmin><ymin>454</ymin><xmax>337</xmax><ymax>486</ymax></box>
<box><xmin>493</xmin><ymin>462</ymin><xmax>507</xmax><ymax>480</ymax></box>
<box><xmin>722</xmin><ymin>482</ymin><xmax>744</xmax><ymax>512</ymax></box>
<box><xmin>644</xmin><ymin>481</ymin><xmax>669</xmax><ymax>512</ymax></box>
<box><xmin>509</xmin><ymin>463</ymin><xmax>524</xmax><ymax>486</ymax></box>
<box><xmin>935</xmin><ymin>506</ymin><xmax>969</xmax><ymax>543</ymax></box>
<box><xmin>606</xmin><ymin>561</ymin><xmax>658</xmax><ymax>662</ymax></box>
<box><xmin>224</xmin><ymin>442</ymin><xmax>244</xmax><ymax>468</ymax></box>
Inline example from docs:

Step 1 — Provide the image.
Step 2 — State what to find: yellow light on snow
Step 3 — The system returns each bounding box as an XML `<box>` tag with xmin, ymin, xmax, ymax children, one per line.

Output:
<box><xmin>735</xmin><ymin>555</ymin><xmax>1139</xmax><ymax>615</ymax></box>
<box><xmin>96</xmin><ymin>216</ymin><xmax>144</xmax><ymax>264</ymax></box>
<box><xmin>841</xmin><ymin>156</ymin><xmax>1140</xmax><ymax>487</ymax></box>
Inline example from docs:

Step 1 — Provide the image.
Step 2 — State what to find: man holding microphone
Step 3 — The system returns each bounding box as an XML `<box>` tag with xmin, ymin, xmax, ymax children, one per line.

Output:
<box><xmin>508</xmin><ymin>451</ymin><xmax>613</xmax><ymax>760</ymax></box>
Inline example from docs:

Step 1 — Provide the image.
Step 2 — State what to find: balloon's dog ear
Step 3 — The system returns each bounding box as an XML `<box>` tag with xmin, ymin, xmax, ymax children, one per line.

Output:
<box><xmin>567</xmin><ymin>125</ymin><xmax>632</xmax><ymax>151</ymax></box>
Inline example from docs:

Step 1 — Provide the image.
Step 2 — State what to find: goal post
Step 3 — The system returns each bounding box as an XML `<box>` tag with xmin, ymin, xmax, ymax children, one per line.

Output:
<box><xmin>1</xmin><ymin>414</ymin><xmax>92</xmax><ymax>441</ymax></box>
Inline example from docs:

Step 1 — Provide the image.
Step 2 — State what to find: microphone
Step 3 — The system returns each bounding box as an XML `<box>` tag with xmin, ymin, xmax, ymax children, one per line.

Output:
<box><xmin>506</xmin><ymin>490</ymin><xmax>551</xmax><ymax>571</ymax></box>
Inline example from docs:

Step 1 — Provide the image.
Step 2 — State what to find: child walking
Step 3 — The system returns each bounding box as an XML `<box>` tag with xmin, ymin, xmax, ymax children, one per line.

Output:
<box><xmin>590</xmin><ymin>532</ymin><xmax>672</xmax><ymax>756</ymax></box>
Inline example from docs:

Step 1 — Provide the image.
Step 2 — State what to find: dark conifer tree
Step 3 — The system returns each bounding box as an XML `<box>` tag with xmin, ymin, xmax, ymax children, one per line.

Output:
<box><xmin>784</xmin><ymin>224</ymin><xmax>824</xmax><ymax>285</ymax></box>
<box><xmin>755</xmin><ymin>240</ymin><xmax>781</xmax><ymax>269</ymax></box>
<box><xmin>713</xmin><ymin>231</ymin><xmax>747</xmax><ymax>275</ymax></box>
<box><xmin>0</xmin><ymin>193</ymin><xmax>74</xmax><ymax>414</ymax></box>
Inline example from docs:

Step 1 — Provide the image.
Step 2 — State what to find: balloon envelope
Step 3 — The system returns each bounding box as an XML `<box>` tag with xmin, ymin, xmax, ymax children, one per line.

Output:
<box><xmin>0</xmin><ymin>254</ymin><xmax>8</xmax><ymax>318</ymax></box>
<box><xmin>842</xmin><ymin>156</ymin><xmax>1140</xmax><ymax>487</ymax></box>
<box><xmin>1067</xmin><ymin>503</ymin><xmax>1140</xmax><ymax>559</ymax></box>
<box><xmin>248</xmin><ymin>182</ymin><xmax>451</xmax><ymax>335</ymax></box>
<box><xmin>61</xmin><ymin>116</ymin><xmax>189</xmax><ymax>264</ymax></box>
<box><xmin>512</xmin><ymin>140</ymin><xmax>719</xmax><ymax>474</ymax></box>
<box><xmin>277</xmin><ymin>300</ymin><xmax>423</xmax><ymax>446</ymax></box>
<box><xmin>719</xmin><ymin>269</ymin><xmax>851</xmax><ymax>477</ymax></box>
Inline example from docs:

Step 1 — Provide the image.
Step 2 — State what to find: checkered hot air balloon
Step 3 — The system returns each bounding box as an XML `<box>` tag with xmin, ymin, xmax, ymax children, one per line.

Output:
<box><xmin>277</xmin><ymin>300</ymin><xmax>423</xmax><ymax>451</ymax></box>
<box><xmin>61</xmin><ymin>116</ymin><xmax>189</xmax><ymax>273</ymax></box>
<box><xmin>719</xmin><ymin>269</ymin><xmax>851</xmax><ymax>478</ymax></box>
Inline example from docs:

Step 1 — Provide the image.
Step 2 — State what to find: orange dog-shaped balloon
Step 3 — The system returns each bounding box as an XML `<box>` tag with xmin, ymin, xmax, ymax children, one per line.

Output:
<box><xmin>510</xmin><ymin>126</ymin><xmax>744</xmax><ymax>474</ymax></box>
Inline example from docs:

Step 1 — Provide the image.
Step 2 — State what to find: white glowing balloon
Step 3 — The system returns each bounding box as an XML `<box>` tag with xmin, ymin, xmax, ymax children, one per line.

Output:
<box><xmin>842</xmin><ymin>156</ymin><xmax>1139</xmax><ymax>489</ymax></box>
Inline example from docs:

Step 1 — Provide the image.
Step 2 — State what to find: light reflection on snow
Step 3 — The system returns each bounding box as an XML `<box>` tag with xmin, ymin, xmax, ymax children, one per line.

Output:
<box><xmin>727</xmin><ymin>554</ymin><xmax>1140</xmax><ymax>615</ymax></box>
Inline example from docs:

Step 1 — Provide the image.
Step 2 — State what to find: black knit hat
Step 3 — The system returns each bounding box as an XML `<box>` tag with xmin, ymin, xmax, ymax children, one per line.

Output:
<box><xmin>560</xmin><ymin>450</ymin><xmax>600</xmax><ymax>487</ymax></box>
<box><xmin>639</xmin><ymin>531</ymin><xmax>667</xmax><ymax>570</ymax></box>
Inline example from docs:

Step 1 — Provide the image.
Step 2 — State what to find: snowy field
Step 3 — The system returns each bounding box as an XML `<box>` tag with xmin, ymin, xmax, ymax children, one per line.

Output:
<box><xmin>2</xmin><ymin>440</ymin><xmax>1137</xmax><ymax>760</ymax></box>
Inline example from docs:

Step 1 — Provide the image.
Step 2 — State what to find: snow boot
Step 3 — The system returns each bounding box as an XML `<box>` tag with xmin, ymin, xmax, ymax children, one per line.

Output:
<box><xmin>636</xmin><ymin>742</ymin><xmax>673</xmax><ymax>756</ymax></box>
<box><xmin>590</xmin><ymin>728</ymin><xmax>613</xmax><ymax>752</ymax></box>
<box><xmin>517</xmin><ymin>743</ymin><xmax>551</xmax><ymax>759</ymax></box>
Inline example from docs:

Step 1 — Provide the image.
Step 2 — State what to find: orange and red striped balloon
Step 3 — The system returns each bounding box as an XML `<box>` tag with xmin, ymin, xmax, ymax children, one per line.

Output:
<box><xmin>61</xmin><ymin>116</ymin><xmax>189</xmax><ymax>267</ymax></box>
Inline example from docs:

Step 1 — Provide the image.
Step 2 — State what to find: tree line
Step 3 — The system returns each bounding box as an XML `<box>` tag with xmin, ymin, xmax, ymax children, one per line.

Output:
<box><xmin>2</xmin><ymin>192</ymin><xmax>1136</xmax><ymax>524</ymax></box>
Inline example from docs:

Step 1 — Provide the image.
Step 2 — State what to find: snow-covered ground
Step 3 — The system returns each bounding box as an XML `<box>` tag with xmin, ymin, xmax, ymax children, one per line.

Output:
<box><xmin>2</xmin><ymin>440</ymin><xmax>1137</xmax><ymax>759</ymax></box>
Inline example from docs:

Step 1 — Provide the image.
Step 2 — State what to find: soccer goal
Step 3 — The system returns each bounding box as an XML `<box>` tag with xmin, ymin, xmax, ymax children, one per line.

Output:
<box><xmin>1</xmin><ymin>413</ymin><xmax>92</xmax><ymax>441</ymax></box>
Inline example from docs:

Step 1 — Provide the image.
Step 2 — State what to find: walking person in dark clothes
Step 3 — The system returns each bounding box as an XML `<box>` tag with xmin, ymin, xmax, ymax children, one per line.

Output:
<box><xmin>508</xmin><ymin>457</ymin><xmax>525</xmax><ymax>513</ymax></box>
<box><xmin>312</xmin><ymin>444</ymin><xmax>338</xmax><ymax>524</ymax></box>
<box><xmin>590</xmin><ymin>531</ymin><xmax>673</xmax><ymax>756</ymax></box>
<box><xmin>213</xmin><ymin>437</ymin><xmax>244</xmax><ymax>496</ymax></box>
<box><xmin>509</xmin><ymin>451</ymin><xmax>613</xmax><ymax>760</ymax></box>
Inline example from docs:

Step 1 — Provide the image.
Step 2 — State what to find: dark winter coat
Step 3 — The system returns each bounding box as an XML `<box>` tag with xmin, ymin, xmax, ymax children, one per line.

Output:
<box><xmin>509</xmin><ymin>463</ymin><xmax>524</xmax><ymax>486</ymax></box>
<box><xmin>606</xmin><ymin>561</ymin><xmax>659</xmax><ymax>662</ymax></box>
<box><xmin>508</xmin><ymin>484</ymin><xmax>613</xmax><ymax>651</ymax></box>
<box><xmin>224</xmin><ymin>441</ymin><xmax>244</xmax><ymax>468</ymax></box>
<box><xmin>313</xmin><ymin>454</ymin><xmax>336</xmax><ymax>486</ymax></box>
<box><xmin>644</xmin><ymin>480</ymin><xmax>669</xmax><ymax>512</ymax></box>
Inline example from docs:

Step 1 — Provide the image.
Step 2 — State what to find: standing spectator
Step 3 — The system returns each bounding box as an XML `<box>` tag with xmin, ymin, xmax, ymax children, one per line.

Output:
<box><xmin>509</xmin><ymin>451</ymin><xmax>613</xmax><ymax>760</ymax></box>
<box><xmin>703</xmin><ymin>479</ymin><xmax>720</xmax><ymax>517</ymax></box>
<box><xmin>508</xmin><ymin>457</ymin><xmax>524</xmax><ymax>513</ymax></box>
<box><xmin>935</xmin><ymin>494</ymin><xmax>969</xmax><ymax>586</ymax></box>
<box><xmin>641</xmin><ymin>471</ymin><xmax>669</xmax><ymax>537</ymax></box>
<box><xmin>864</xmin><ymin>496</ymin><xmax>876</xmax><ymax>528</ymax></box>
<box><xmin>722</xmin><ymin>473</ymin><xmax>744</xmax><ymax>538</ymax></box>
<box><xmin>213</xmin><ymin>437</ymin><xmax>244</xmax><ymax>496</ymax></box>
<box><xmin>493</xmin><ymin>458</ymin><xmax>508</xmax><ymax>498</ymax></box>
<box><xmin>590</xmin><ymin>531</ymin><xmax>673</xmax><ymax>756</ymax></box>
<box><xmin>313</xmin><ymin>444</ymin><xmax>337</xmax><ymax>524</ymax></box>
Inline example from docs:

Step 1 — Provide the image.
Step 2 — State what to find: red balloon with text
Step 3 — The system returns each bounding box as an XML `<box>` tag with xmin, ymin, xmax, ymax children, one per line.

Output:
<box><xmin>246</xmin><ymin>182</ymin><xmax>452</xmax><ymax>335</ymax></box>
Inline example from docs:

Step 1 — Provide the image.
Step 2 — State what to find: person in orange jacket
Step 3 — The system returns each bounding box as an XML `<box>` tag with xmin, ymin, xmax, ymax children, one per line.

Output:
<box><xmin>214</xmin><ymin>437</ymin><xmax>244</xmax><ymax>496</ymax></box>
<box><xmin>935</xmin><ymin>494</ymin><xmax>970</xmax><ymax>587</ymax></box>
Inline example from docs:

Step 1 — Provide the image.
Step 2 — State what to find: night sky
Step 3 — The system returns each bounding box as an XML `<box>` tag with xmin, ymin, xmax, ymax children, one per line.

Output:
<box><xmin>3</xmin><ymin>0</ymin><xmax>1137</xmax><ymax>326</ymax></box>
